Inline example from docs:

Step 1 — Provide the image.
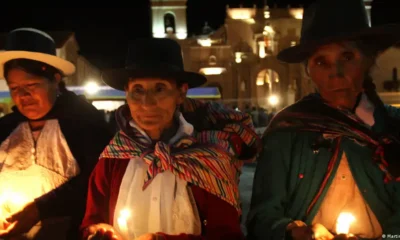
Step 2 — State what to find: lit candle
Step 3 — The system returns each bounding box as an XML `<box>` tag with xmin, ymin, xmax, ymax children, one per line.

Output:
<box><xmin>0</xmin><ymin>189</ymin><xmax>28</xmax><ymax>220</ymax></box>
<box><xmin>117</xmin><ymin>208</ymin><xmax>131</xmax><ymax>236</ymax></box>
<box><xmin>336</xmin><ymin>212</ymin><xmax>356</xmax><ymax>234</ymax></box>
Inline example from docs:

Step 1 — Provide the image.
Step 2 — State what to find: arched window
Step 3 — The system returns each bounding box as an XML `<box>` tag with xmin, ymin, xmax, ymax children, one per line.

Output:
<box><xmin>164</xmin><ymin>13</ymin><xmax>176</xmax><ymax>34</ymax></box>
<box><xmin>208</xmin><ymin>55</ymin><xmax>217</xmax><ymax>65</ymax></box>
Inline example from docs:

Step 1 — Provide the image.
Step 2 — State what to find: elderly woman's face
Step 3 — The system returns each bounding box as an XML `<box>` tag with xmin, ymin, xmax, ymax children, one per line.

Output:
<box><xmin>126</xmin><ymin>78</ymin><xmax>187</xmax><ymax>135</ymax></box>
<box><xmin>307</xmin><ymin>42</ymin><xmax>369</xmax><ymax>110</ymax></box>
<box><xmin>7</xmin><ymin>68</ymin><xmax>59</xmax><ymax>120</ymax></box>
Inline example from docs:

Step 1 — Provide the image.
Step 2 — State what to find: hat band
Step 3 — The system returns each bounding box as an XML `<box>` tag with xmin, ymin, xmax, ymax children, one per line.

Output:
<box><xmin>5</xmin><ymin>30</ymin><xmax>56</xmax><ymax>56</ymax></box>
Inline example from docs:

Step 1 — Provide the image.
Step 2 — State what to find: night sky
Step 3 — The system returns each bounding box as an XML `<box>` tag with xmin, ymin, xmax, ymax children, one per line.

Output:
<box><xmin>0</xmin><ymin>0</ymin><xmax>397</xmax><ymax>69</ymax></box>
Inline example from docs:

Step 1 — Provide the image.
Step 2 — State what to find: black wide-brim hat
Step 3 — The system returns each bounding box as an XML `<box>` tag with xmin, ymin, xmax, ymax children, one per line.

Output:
<box><xmin>0</xmin><ymin>28</ymin><xmax>75</xmax><ymax>78</ymax></box>
<box><xmin>277</xmin><ymin>0</ymin><xmax>400</xmax><ymax>63</ymax></box>
<box><xmin>102</xmin><ymin>38</ymin><xmax>207</xmax><ymax>90</ymax></box>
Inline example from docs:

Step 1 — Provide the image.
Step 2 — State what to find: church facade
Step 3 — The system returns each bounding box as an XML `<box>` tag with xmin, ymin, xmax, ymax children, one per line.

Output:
<box><xmin>150</xmin><ymin>0</ymin><xmax>400</xmax><ymax>109</ymax></box>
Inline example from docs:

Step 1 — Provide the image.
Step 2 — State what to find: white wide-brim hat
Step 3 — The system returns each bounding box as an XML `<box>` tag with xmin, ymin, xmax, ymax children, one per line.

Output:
<box><xmin>0</xmin><ymin>28</ymin><xmax>75</xmax><ymax>79</ymax></box>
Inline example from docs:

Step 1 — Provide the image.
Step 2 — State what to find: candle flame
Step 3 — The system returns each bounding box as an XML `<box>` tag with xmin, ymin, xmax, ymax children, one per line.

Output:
<box><xmin>117</xmin><ymin>208</ymin><xmax>130</xmax><ymax>232</ymax></box>
<box><xmin>119</xmin><ymin>209</ymin><xmax>130</xmax><ymax>220</ymax></box>
<box><xmin>336</xmin><ymin>212</ymin><xmax>355</xmax><ymax>234</ymax></box>
<box><xmin>0</xmin><ymin>188</ymin><xmax>29</xmax><ymax>221</ymax></box>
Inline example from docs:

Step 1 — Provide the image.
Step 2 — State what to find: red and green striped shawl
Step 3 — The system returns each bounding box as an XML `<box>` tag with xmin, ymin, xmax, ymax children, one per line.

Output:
<box><xmin>101</xmin><ymin>98</ymin><xmax>261</xmax><ymax>213</ymax></box>
<box><xmin>266</xmin><ymin>94</ymin><xmax>400</xmax><ymax>183</ymax></box>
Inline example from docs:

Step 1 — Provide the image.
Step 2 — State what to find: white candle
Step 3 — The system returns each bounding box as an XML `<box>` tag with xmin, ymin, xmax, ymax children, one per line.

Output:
<box><xmin>336</xmin><ymin>212</ymin><xmax>355</xmax><ymax>234</ymax></box>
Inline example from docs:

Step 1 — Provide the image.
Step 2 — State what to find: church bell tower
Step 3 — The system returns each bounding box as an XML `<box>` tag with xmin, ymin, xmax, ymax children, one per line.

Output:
<box><xmin>364</xmin><ymin>0</ymin><xmax>372</xmax><ymax>26</ymax></box>
<box><xmin>150</xmin><ymin>0</ymin><xmax>188</xmax><ymax>39</ymax></box>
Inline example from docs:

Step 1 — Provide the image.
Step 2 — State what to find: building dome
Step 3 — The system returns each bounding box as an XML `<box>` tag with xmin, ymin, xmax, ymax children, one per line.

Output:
<box><xmin>201</xmin><ymin>22</ymin><xmax>214</xmax><ymax>35</ymax></box>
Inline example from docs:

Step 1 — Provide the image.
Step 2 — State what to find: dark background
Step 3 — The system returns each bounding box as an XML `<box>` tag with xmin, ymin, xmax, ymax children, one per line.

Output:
<box><xmin>0</xmin><ymin>0</ymin><xmax>397</xmax><ymax>69</ymax></box>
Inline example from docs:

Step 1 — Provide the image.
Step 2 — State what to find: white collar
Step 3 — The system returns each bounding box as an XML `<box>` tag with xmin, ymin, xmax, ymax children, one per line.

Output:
<box><xmin>355</xmin><ymin>93</ymin><xmax>375</xmax><ymax>127</ymax></box>
<box><xmin>128</xmin><ymin>113</ymin><xmax>194</xmax><ymax>144</ymax></box>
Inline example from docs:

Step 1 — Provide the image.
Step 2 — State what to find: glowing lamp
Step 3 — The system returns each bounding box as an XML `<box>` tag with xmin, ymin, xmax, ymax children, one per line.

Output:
<box><xmin>336</xmin><ymin>212</ymin><xmax>355</xmax><ymax>234</ymax></box>
<box><xmin>199</xmin><ymin>67</ymin><xmax>226</xmax><ymax>75</ymax></box>
<box><xmin>198</xmin><ymin>39</ymin><xmax>212</xmax><ymax>47</ymax></box>
<box><xmin>268</xmin><ymin>95</ymin><xmax>279</xmax><ymax>106</ymax></box>
<box><xmin>84</xmin><ymin>81</ymin><xmax>100</xmax><ymax>95</ymax></box>
<box><xmin>117</xmin><ymin>208</ymin><xmax>130</xmax><ymax>232</ymax></box>
<box><xmin>0</xmin><ymin>189</ymin><xmax>29</xmax><ymax>223</ymax></box>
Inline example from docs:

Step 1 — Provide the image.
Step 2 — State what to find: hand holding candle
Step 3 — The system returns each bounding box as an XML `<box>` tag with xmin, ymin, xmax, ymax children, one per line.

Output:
<box><xmin>0</xmin><ymin>189</ymin><xmax>29</xmax><ymax>219</ymax></box>
<box><xmin>0</xmin><ymin>201</ymin><xmax>40</xmax><ymax>238</ymax></box>
<box><xmin>86</xmin><ymin>209</ymin><xmax>131</xmax><ymax>240</ymax></box>
<box><xmin>0</xmin><ymin>189</ymin><xmax>29</xmax><ymax>230</ymax></box>
<box><xmin>86</xmin><ymin>223</ymin><xmax>123</xmax><ymax>240</ymax></box>
<box><xmin>334</xmin><ymin>212</ymin><xmax>358</xmax><ymax>240</ymax></box>
<box><xmin>311</xmin><ymin>223</ymin><xmax>334</xmax><ymax>239</ymax></box>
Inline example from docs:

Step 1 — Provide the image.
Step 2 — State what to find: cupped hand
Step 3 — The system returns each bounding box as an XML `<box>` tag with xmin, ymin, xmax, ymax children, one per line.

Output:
<box><xmin>290</xmin><ymin>223</ymin><xmax>334</xmax><ymax>240</ymax></box>
<box><xmin>86</xmin><ymin>223</ymin><xmax>123</xmax><ymax>240</ymax></box>
<box><xmin>311</xmin><ymin>223</ymin><xmax>334</xmax><ymax>240</ymax></box>
<box><xmin>289</xmin><ymin>225</ymin><xmax>313</xmax><ymax>240</ymax></box>
<box><xmin>333</xmin><ymin>233</ymin><xmax>358</xmax><ymax>240</ymax></box>
<box><xmin>135</xmin><ymin>233</ymin><xmax>158</xmax><ymax>240</ymax></box>
<box><xmin>0</xmin><ymin>202</ymin><xmax>40</xmax><ymax>238</ymax></box>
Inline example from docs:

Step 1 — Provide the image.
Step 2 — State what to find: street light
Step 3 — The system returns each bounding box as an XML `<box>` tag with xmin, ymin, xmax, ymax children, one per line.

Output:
<box><xmin>235</xmin><ymin>52</ymin><xmax>243</xmax><ymax>63</ymax></box>
<box><xmin>199</xmin><ymin>67</ymin><xmax>227</xmax><ymax>75</ymax></box>
<box><xmin>268</xmin><ymin>95</ymin><xmax>279</xmax><ymax>106</ymax></box>
<box><xmin>84</xmin><ymin>81</ymin><xmax>100</xmax><ymax>95</ymax></box>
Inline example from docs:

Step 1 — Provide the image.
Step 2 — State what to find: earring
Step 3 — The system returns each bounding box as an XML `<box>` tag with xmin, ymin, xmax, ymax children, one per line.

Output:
<box><xmin>175</xmin><ymin>104</ymin><xmax>182</xmax><ymax>114</ymax></box>
<box><xmin>56</xmin><ymin>88</ymin><xmax>61</xmax><ymax>97</ymax></box>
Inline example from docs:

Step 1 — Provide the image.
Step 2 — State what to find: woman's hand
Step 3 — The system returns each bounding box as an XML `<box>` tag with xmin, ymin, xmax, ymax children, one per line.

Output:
<box><xmin>290</xmin><ymin>225</ymin><xmax>313</xmax><ymax>240</ymax></box>
<box><xmin>311</xmin><ymin>223</ymin><xmax>334</xmax><ymax>240</ymax></box>
<box><xmin>0</xmin><ymin>219</ymin><xmax>9</xmax><ymax>231</ymax></box>
<box><xmin>289</xmin><ymin>223</ymin><xmax>334</xmax><ymax>240</ymax></box>
<box><xmin>136</xmin><ymin>233</ymin><xmax>164</xmax><ymax>240</ymax></box>
<box><xmin>86</xmin><ymin>223</ymin><xmax>124</xmax><ymax>240</ymax></box>
<box><xmin>136</xmin><ymin>234</ymin><xmax>156</xmax><ymax>240</ymax></box>
<box><xmin>333</xmin><ymin>234</ymin><xmax>358</xmax><ymax>240</ymax></box>
<box><xmin>0</xmin><ymin>202</ymin><xmax>40</xmax><ymax>238</ymax></box>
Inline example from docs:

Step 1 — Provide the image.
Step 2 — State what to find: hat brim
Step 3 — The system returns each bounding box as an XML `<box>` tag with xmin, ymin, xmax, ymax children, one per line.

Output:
<box><xmin>0</xmin><ymin>51</ymin><xmax>76</xmax><ymax>79</ymax></box>
<box><xmin>278</xmin><ymin>24</ymin><xmax>400</xmax><ymax>63</ymax></box>
<box><xmin>102</xmin><ymin>68</ymin><xmax>207</xmax><ymax>90</ymax></box>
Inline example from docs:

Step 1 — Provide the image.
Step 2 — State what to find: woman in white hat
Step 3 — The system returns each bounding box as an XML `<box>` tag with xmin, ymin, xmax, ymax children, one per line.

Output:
<box><xmin>0</xmin><ymin>28</ymin><xmax>113</xmax><ymax>239</ymax></box>
<box><xmin>247</xmin><ymin>0</ymin><xmax>400</xmax><ymax>239</ymax></box>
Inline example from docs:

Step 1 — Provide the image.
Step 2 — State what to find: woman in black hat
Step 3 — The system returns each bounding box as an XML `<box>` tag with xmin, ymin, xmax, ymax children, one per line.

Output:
<box><xmin>80</xmin><ymin>38</ymin><xmax>261</xmax><ymax>240</ymax></box>
<box><xmin>247</xmin><ymin>0</ymin><xmax>400</xmax><ymax>239</ymax></box>
<box><xmin>0</xmin><ymin>28</ymin><xmax>113</xmax><ymax>239</ymax></box>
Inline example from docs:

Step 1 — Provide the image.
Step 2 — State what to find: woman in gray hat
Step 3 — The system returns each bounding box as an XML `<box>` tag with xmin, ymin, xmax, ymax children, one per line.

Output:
<box><xmin>247</xmin><ymin>0</ymin><xmax>400</xmax><ymax>239</ymax></box>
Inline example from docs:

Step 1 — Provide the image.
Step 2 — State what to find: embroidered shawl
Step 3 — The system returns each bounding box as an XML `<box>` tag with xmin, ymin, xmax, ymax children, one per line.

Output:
<box><xmin>265</xmin><ymin>94</ymin><xmax>400</xmax><ymax>183</ymax></box>
<box><xmin>101</xmin><ymin>98</ymin><xmax>261</xmax><ymax>212</ymax></box>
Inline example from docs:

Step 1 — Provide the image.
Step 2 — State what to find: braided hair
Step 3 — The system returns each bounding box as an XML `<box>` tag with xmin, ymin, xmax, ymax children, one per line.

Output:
<box><xmin>355</xmin><ymin>40</ymin><xmax>397</xmax><ymax>134</ymax></box>
<box><xmin>358</xmin><ymin>40</ymin><xmax>400</xmax><ymax>177</ymax></box>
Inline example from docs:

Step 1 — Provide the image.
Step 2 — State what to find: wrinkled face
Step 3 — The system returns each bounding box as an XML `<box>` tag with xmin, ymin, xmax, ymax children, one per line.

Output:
<box><xmin>125</xmin><ymin>78</ymin><xmax>187</xmax><ymax>136</ymax></box>
<box><xmin>7</xmin><ymin>68</ymin><xmax>59</xmax><ymax>120</ymax></box>
<box><xmin>307</xmin><ymin>42</ymin><xmax>369</xmax><ymax>110</ymax></box>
